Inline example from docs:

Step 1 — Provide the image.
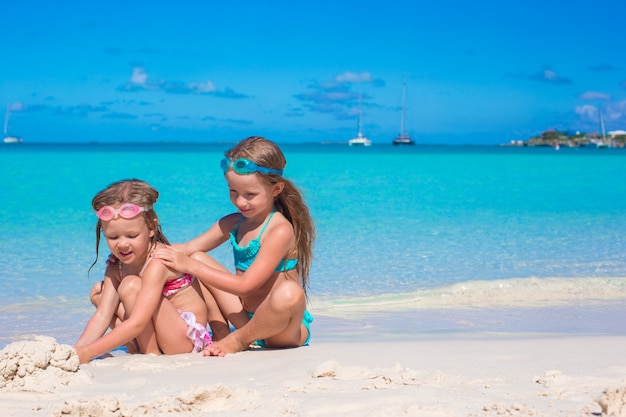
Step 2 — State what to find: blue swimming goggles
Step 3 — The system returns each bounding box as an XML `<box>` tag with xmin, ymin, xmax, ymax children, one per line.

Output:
<box><xmin>220</xmin><ymin>157</ymin><xmax>283</xmax><ymax>175</ymax></box>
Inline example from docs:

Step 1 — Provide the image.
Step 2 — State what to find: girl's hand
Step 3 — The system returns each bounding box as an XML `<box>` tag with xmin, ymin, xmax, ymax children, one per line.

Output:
<box><xmin>73</xmin><ymin>345</ymin><xmax>91</xmax><ymax>364</ymax></box>
<box><xmin>152</xmin><ymin>245</ymin><xmax>190</xmax><ymax>273</ymax></box>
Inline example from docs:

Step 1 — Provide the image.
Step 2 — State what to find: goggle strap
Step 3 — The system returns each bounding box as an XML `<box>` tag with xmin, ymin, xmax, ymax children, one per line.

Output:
<box><xmin>221</xmin><ymin>157</ymin><xmax>283</xmax><ymax>175</ymax></box>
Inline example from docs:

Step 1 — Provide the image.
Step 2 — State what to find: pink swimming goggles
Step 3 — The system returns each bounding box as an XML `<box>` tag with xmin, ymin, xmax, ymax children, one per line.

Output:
<box><xmin>96</xmin><ymin>203</ymin><xmax>151</xmax><ymax>221</ymax></box>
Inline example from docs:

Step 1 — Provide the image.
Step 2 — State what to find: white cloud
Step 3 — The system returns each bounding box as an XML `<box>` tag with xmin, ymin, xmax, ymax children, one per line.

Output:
<box><xmin>543</xmin><ymin>69</ymin><xmax>558</xmax><ymax>80</ymax></box>
<box><xmin>325</xmin><ymin>91</ymin><xmax>354</xmax><ymax>101</ymax></box>
<box><xmin>188</xmin><ymin>81</ymin><xmax>216</xmax><ymax>93</ymax></box>
<box><xmin>605</xmin><ymin>100</ymin><xmax>626</xmax><ymax>121</ymax></box>
<box><xmin>576</xmin><ymin>101</ymin><xmax>626</xmax><ymax>124</ymax></box>
<box><xmin>118</xmin><ymin>68</ymin><xmax>244</xmax><ymax>98</ymax></box>
<box><xmin>131</xmin><ymin>67</ymin><xmax>148</xmax><ymax>85</ymax></box>
<box><xmin>334</xmin><ymin>71</ymin><xmax>372</xmax><ymax>84</ymax></box>
<box><xmin>7</xmin><ymin>102</ymin><xmax>26</xmax><ymax>112</ymax></box>
<box><xmin>575</xmin><ymin>104</ymin><xmax>597</xmax><ymax>120</ymax></box>
<box><xmin>579</xmin><ymin>91</ymin><xmax>611</xmax><ymax>101</ymax></box>
<box><xmin>529</xmin><ymin>67</ymin><xmax>572</xmax><ymax>84</ymax></box>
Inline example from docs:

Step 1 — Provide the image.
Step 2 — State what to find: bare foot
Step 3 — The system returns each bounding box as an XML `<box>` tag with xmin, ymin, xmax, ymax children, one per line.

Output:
<box><xmin>203</xmin><ymin>333</ymin><xmax>246</xmax><ymax>357</ymax></box>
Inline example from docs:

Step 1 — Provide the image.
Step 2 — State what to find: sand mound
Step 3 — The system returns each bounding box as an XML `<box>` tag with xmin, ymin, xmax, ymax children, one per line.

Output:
<box><xmin>598</xmin><ymin>387</ymin><xmax>626</xmax><ymax>417</ymax></box>
<box><xmin>0</xmin><ymin>335</ymin><xmax>90</xmax><ymax>392</ymax></box>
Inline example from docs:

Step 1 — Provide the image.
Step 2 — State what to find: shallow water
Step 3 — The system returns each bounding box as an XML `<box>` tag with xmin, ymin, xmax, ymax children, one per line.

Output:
<box><xmin>1</xmin><ymin>143</ymin><xmax>625</xmax><ymax>345</ymax></box>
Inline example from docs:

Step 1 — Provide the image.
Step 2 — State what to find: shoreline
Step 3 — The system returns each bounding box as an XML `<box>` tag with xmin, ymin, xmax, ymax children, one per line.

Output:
<box><xmin>2</xmin><ymin>334</ymin><xmax>626</xmax><ymax>416</ymax></box>
<box><xmin>2</xmin><ymin>296</ymin><xmax>626</xmax><ymax>348</ymax></box>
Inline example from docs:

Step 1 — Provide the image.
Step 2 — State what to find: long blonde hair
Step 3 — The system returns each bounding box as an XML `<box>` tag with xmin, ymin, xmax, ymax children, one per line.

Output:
<box><xmin>225</xmin><ymin>136</ymin><xmax>315</xmax><ymax>295</ymax></box>
<box><xmin>89</xmin><ymin>179</ymin><xmax>169</xmax><ymax>274</ymax></box>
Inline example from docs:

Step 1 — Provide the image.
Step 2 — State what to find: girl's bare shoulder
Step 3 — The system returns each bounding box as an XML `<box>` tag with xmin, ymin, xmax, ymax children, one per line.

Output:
<box><xmin>266</xmin><ymin>213</ymin><xmax>295</xmax><ymax>240</ymax></box>
<box><xmin>218</xmin><ymin>212</ymin><xmax>242</xmax><ymax>230</ymax></box>
<box><xmin>144</xmin><ymin>244</ymin><xmax>177</xmax><ymax>280</ymax></box>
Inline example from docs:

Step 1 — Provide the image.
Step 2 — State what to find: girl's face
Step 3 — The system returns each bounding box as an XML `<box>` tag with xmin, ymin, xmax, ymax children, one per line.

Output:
<box><xmin>101</xmin><ymin>215</ymin><xmax>155</xmax><ymax>266</ymax></box>
<box><xmin>225</xmin><ymin>171</ymin><xmax>283</xmax><ymax>218</ymax></box>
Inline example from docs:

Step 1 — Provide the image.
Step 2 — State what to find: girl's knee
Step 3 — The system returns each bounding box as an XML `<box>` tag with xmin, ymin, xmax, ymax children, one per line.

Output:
<box><xmin>269</xmin><ymin>281</ymin><xmax>304</xmax><ymax>310</ymax></box>
<box><xmin>118</xmin><ymin>275</ymin><xmax>141</xmax><ymax>299</ymax></box>
<box><xmin>89</xmin><ymin>281</ymin><xmax>104</xmax><ymax>306</ymax></box>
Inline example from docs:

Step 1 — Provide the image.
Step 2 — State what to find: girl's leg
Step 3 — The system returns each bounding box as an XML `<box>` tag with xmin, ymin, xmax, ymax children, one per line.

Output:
<box><xmin>194</xmin><ymin>279</ymin><xmax>231</xmax><ymax>341</ymax></box>
<box><xmin>150</xmin><ymin>296</ymin><xmax>198</xmax><ymax>354</ymax></box>
<box><xmin>118</xmin><ymin>276</ymin><xmax>160</xmax><ymax>355</ymax></box>
<box><xmin>205</xmin><ymin>280</ymin><xmax>307</xmax><ymax>356</ymax></box>
<box><xmin>89</xmin><ymin>281</ymin><xmax>103</xmax><ymax>304</ymax></box>
<box><xmin>90</xmin><ymin>280</ymin><xmax>139</xmax><ymax>353</ymax></box>
<box><xmin>190</xmin><ymin>252</ymin><xmax>249</xmax><ymax>333</ymax></box>
<box><xmin>90</xmin><ymin>281</ymin><xmax>118</xmax><ymax>328</ymax></box>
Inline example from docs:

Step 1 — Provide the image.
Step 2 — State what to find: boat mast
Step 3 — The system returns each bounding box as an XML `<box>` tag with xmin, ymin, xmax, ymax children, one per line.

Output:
<box><xmin>400</xmin><ymin>75</ymin><xmax>406</xmax><ymax>136</ymax></box>
<box><xmin>3</xmin><ymin>106</ymin><xmax>9</xmax><ymax>136</ymax></box>
<box><xmin>599</xmin><ymin>104</ymin><xmax>606</xmax><ymax>142</ymax></box>
<box><xmin>357</xmin><ymin>94</ymin><xmax>363</xmax><ymax>137</ymax></box>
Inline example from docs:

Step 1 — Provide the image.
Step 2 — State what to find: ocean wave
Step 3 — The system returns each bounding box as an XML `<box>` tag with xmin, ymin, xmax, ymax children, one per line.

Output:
<box><xmin>309</xmin><ymin>276</ymin><xmax>626</xmax><ymax>316</ymax></box>
<box><xmin>0</xmin><ymin>296</ymin><xmax>92</xmax><ymax>313</ymax></box>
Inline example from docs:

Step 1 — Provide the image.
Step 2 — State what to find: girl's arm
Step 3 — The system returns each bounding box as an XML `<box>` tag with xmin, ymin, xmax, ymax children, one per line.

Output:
<box><xmin>74</xmin><ymin>261</ymin><xmax>171</xmax><ymax>363</ymax></box>
<box><xmin>154</xmin><ymin>220</ymin><xmax>295</xmax><ymax>297</ymax></box>
<box><xmin>176</xmin><ymin>215</ymin><xmax>237</xmax><ymax>255</ymax></box>
<box><xmin>75</xmin><ymin>269</ymin><xmax>121</xmax><ymax>347</ymax></box>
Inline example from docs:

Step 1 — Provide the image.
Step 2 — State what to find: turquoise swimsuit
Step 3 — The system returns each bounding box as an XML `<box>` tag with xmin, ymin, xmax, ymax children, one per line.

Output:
<box><xmin>230</xmin><ymin>210</ymin><xmax>312</xmax><ymax>346</ymax></box>
<box><xmin>229</xmin><ymin>210</ymin><xmax>298</xmax><ymax>272</ymax></box>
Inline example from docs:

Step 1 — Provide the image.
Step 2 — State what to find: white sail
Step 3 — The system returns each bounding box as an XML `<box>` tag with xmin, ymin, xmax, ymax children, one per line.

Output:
<box><xmin>3</xmin><ymin>106</ymin><xmax>9</xmax><ymax>136</ymax></box>
<box><xmin>393</xmin><ymin>75</ymin><xmax>415</xmax><ymax>145</ymax></box>
<box><xmin>3</xmin><ymin>104</ymin><xmax>22</xmax><ymax>143</ymax></box>
<box><xmin>349</xmin><ymin>94</ymin><xmax>371</xmax><ymax>146</ymax></box>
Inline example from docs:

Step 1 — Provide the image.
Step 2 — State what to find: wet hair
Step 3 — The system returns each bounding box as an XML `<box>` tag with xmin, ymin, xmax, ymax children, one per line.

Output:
<box><xmin>89</xmin><ymin>179</ymin><xmax>169</xmax><ymax>274</ymax></box>
<box><xmin>225</xmin><ymin>136</ymin><xmax>315</xmax><ymax>295</ymax></box>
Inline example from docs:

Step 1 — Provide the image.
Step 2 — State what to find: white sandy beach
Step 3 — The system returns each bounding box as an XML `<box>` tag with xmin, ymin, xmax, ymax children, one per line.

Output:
<box><xmin>2</xmin><ymin>334</ymin><xmax>626</xmax><ymax>417</ymax></box>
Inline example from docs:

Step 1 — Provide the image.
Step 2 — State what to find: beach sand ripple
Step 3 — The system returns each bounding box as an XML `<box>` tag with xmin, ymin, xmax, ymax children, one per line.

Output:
<box><xmin>53</xmin><ymin>385</ymin><xmax>262</xmax><ymax>416</ymax></box>
<box><xmin>0</xmin><ymin>335</ymin><xmax>90</xmax><ymax>392</ymax></box>
<box><xmin>312</xmin><ymin>359</ymin><xmax>421</xmax><ymax>386</ymax></box>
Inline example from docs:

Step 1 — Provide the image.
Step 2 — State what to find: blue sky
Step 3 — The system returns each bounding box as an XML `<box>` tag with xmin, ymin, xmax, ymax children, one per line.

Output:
<box><xmin>2</xmin><ymin>0</ymin><xmax>625</xmax><ymax>145</ymax></box>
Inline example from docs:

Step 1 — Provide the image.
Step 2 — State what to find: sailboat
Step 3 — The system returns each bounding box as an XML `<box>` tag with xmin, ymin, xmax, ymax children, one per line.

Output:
<box><xmin>3</xmin><ymin>105</ymin><xmax>22</xmax><ymax>144</ymax></box>
<box><xmin>587</xmin><ymin>105</ymin><xmax>610</xmax><ymax>148</ymax></box>
<box><xmin>597</xmin><ymin>105</ymin><xmax>609</xmax><ymax>148</ymax></box>
<box><xmin>348</xmin><ymin>94</ymin><xmax>372</xmax><ymax>146</ymax></box>
<box><xmin>392</xmin><ymin>76</ymin><xmax>415</xmax><ymax>145</ymax></box>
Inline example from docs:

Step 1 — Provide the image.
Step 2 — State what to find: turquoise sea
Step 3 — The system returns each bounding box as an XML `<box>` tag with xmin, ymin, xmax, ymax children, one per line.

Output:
<box><xmin>1</xmin><ymin>142</ymin><xmax>626</xmax><ymax>346</ymax></box>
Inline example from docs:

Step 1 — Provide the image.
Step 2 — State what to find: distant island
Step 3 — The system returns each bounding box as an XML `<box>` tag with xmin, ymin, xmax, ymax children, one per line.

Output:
<box><xmin>509</xmin><ymin>129</ymin><xmax>626</xmax><ymax>148</ymax></box>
